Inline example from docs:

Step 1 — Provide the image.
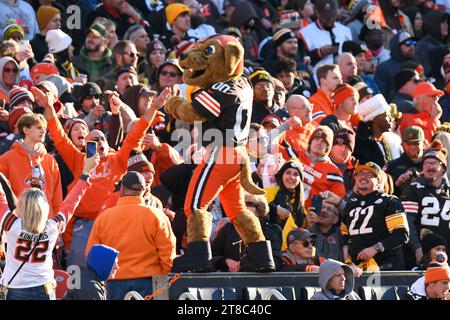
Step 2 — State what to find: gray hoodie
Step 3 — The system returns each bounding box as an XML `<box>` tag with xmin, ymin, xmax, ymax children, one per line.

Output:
<box><xmin>0</xmin><ymin>57</ymin><xmax>20</xmax><ymax>98</ymax></box>
<box><xmin>310</xmin><ymin>259</ymin><xmax>361</xmax><ymax>300</ymax></box>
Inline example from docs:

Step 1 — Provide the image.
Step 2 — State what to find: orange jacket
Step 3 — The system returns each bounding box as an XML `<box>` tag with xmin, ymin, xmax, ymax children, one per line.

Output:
<box><xmin>398</xmin><ymin>112</ymin><xmax>438</xmax><ymax>143</ymax></box>
<box><xmin>148</xmin><ymin>143</ymin><xmax>183</xmax><ymax>187</ymax></box>
<box><xmin>275</xmin><ymin>143</ymin><xmax>346</xmax><ymax>208</ymax></box>
<box><xmin>0</xmin><ymin>89</ymin><xmax>8</xmax><ymax>103</ymax></box>
<box><xmin>86</xmin><ymin>196</ymin><xmax>176</xmax><ymax>279</ymax></box>
<box><xmin>0</xmin><ymin>141</ymin><xmax>62</xmax><ymax>217</ymax></box>
<box><xmin>100</xmin><ymin>189</ymin><xmax>163</xmax><ymax>213</ymax></box>
<box><xmin>311</xmin><ymin>89</ymin><xmax>334</xmax><ymax>123</ymax></box>
<box><xmin>284</xmin><ymin>122</ymin><xmax>319</xmax><ymax>154</ymax></box>
<box><xmin>47</xmin><ymin>116</ymin><xmax>151</xmax><ymax>219</ymax></box>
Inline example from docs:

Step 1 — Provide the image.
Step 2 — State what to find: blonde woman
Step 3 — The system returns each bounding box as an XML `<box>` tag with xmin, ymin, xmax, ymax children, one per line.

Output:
<box><xmin>0</xmin><ymin>155</ymin><xmax>99</xmax><ymax>300</ymax></box>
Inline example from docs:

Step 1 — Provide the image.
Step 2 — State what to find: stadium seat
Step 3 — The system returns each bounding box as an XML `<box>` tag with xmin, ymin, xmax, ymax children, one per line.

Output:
<box><xmin>358</xmin><ymin>286</ymin><xmax>402</xmax><ymax>300</ymax></box>
<box><xmin>54</xmin><ymin>269</ymin><xmax>70</xmax><ymax>300</ymax></box>
<box><xmin>184</xmin><ymin>287</ymin><xmax>237</xmax><ymax>300</ymax></box>
<box><xmin>302</xmin><ymin>286</ymin><xmax>322</xmax><ymax>300</ymax></box>
<box><xmin>243</xmin><ymin>287</ymin><xmax>296</xmax><ymax>300</ymax></box>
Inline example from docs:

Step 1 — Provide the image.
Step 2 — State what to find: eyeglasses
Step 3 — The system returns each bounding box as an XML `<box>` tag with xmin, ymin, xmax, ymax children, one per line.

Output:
<box><xmin>356</xmin><ymin>171</ymin><xmax>377</xmax><ymax>179</ymax></box>
<box><xmin>123</xmin><ymin>51</ymin><xmax>138</xmax><ymax>58</ymax></box>
<box><xmin>160</xmin><ymin>70</ymin><xmax>180</xmax><ymax>78</ymax></box>
<box><xmin>91</xmin><ymin>136</ymin><xmax>106</xmax><ymax>142</ymax></box>
<box><xmin>411</xmin><ymin>78</ymin><xmax>421</xmax><ymax>84</ymax></box>
<box><xmin>403</xmin><ymin>40</ymin><xmax>417</xmax><ymax>47</ymax></box>
<box><xmin>3</xmin><ymin>67</ymin><xmax>18</xmax><ymax>73</ymax></box>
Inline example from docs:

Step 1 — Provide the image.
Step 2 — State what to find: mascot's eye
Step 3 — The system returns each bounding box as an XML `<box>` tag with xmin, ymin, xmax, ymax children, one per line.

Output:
<box><xmin>204</xmin><ymin>45</ymin><xmax>216</xmax><ymax>56</ymax></box>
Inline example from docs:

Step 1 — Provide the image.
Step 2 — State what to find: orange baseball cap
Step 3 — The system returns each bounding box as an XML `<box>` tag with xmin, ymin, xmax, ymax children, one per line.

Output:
<box><xmin>412</xmin><ymin>82</ymin><xmax>444</xmax><ymax>98</ymax></box>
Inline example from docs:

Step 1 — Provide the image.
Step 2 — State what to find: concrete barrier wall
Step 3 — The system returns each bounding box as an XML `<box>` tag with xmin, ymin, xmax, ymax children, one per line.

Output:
<box><xmin>152</xmin><ymin>271</ymin><xmax>424</xmax><ymax>300</ymax></box>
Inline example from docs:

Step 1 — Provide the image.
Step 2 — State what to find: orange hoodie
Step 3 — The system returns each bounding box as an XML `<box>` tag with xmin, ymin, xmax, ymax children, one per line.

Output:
<box><xmin>47</xmin><ymin>116</ymin><xmax>151</xmax><ymax>220</ymax></box>
<box><xmin>0</xmin><ymin>141</ymin><xmax>62</xmax><ymax>217</ymax></box>
<box><xmin>284</xmin><ymin>121</ymin><xmax>319</xmax><ymax>154</ymax></box>
<box><xmin>86</xmin><ymin>196</ymin><xmax>176</xmax><ymax>279</ymax></box>
<box><xmin>149</xmin><ymin>143</ymin><xmax>183</xmax><ymax>187</ymax></box>
<box><xmin>311</xmin><ymin>88</ymin><xmax>334</xmax><ymax>123</ymax></box>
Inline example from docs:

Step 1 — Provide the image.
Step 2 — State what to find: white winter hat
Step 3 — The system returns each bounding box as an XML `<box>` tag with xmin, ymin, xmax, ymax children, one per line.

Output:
<box><xmin>45</xmin><ymin>29</ymin><xmax>72</xmax><ymax>54</ymax></box>
<box><xmin>358</xmin><ymin>94</ymin><xmax>390</xmax><ymax>122</ymax></box>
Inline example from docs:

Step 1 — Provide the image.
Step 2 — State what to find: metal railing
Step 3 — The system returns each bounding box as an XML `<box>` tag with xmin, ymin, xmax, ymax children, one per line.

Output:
<box><xmin>124</xmin><ymin>291</ymin><xmax>145</xmax><ymax>300</ymax></box>
<box><xmin>178</xmin><ymin>292</ymin><xmax>199</xmax><ymax>300</ymax></box>
<box><xmin>261</xmin><ymin>289</ymin><xmax>287</xmax><ymax>300</ymax></box>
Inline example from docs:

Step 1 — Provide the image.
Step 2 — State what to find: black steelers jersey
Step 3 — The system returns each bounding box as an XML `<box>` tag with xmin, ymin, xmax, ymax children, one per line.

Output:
<box><xmin>191</xmin><ymin>76</ymin><xmax>253</xmax><ymax>147</ymax></box>
<box><xmin>341</xmin><ymin>190</ymin><xmax>409</xmax><ymax>263</ymax></box>
<box><xmin>400</xmin><ymin>177</ymin><xmax>450</xmax><ymax>246</ymax></box>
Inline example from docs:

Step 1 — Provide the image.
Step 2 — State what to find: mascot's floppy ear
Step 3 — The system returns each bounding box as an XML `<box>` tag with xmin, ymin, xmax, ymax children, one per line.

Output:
<box><xmin>224</xmin><ymin>42</ymin><xmax>244</xmax><ymax>77</ymax></box>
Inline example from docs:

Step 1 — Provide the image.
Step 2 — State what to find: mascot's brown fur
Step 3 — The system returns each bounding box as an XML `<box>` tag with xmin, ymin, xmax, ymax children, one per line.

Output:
<box><xmin>165</xmin><ymin>36</ymin><xmax>275</xmax><ymax>272</ymax></box>
<box><xmin>165</xmin><ymin>38</ymin><xmax>263</xmax><ymax>195</ymax></box>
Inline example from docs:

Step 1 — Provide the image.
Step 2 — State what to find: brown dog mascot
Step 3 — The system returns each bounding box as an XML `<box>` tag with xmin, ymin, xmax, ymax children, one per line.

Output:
<box><xmin>165</xmin><ymin>35</ymin><xmax>275</xmax><ymax>272</ymax></box>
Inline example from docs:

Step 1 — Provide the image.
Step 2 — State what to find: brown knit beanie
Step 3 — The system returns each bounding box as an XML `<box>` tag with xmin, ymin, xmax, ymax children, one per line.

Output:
<box><xmin>37</xmin><ymin>6</ymin><xmax>61</xmax><ymax>31</ymax></box>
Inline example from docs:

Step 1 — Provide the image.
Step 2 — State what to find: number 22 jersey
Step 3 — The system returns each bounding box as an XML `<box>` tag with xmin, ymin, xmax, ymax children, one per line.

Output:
<box><xmin>341</xmin><ymin>190</ymin><xmax>409</xmax><ymax>265</ymax></box>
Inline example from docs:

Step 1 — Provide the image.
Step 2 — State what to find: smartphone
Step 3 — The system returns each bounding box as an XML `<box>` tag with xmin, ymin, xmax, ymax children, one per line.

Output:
<box><xmin>311</xmin><ymin>195</ymin><xmax>323</xmax><ymax>215</ymax></box>
<box><xmin>18</xmin><ymin>40</ymin><xmax>29</xmax><ymax>53</ymax></box>
<box><xmin>86</xmin><ymin>141</ymin><xmax>97</xmax><ymax>158</ymax></box>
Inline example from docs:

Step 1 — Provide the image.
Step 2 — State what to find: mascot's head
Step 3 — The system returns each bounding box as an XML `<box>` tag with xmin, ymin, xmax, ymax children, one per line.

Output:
<box><xmin>179</xmin><ymin>35</ymin><xmax>244</xmax><ymax>88</ymax></box>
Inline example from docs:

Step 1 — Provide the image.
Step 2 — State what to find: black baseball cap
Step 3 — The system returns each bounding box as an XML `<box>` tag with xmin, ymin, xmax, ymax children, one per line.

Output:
<box><xmin>121</xmin><ymin>171</ymin><xmax>146</xmax><ymax>191</ymax></box>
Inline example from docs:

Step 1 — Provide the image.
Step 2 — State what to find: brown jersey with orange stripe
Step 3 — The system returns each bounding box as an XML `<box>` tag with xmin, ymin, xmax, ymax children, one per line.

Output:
<box><xmin>191</xmin><ymin>77</ymin><xmax>253</xmax><ymax>147</ymax></box>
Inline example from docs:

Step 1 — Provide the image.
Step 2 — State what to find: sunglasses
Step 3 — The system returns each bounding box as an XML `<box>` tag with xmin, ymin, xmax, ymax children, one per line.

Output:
<box><xmin>91</xmin><ymin>136</ymin><xmax>106</xmax><ymax>142</ymax></box>
<box><xmin>245</xmin><ymin>201</ymin><xmax>258</xmax><ymax>208</ymax></box>
<box><xmin>403</xmin><ymin>40</ymin><xmax>416</xmax><ymax>47</ymax></box>
<box><xmin>3</xmin><ymin>67</ymin><xmax>19</xmax><ymax>73</ymax></box>
<box><xmin>411</xmin><ymin>78</ymin><xmax>421</xmax><ymax>84</ymax></box>
<box><xmin>123</xmin><ymin>51</ymin><xmax>138</xmax><ymax>58</ymax></box>
<box><xmin>160</xmin><ymin>70</ymin><xmax>180</xmax><ymax>78</ymax></box>
<box><xmin>296</xmin><ymin>239</ymin><xmax>315</xmax><ymax>248</ymax></box>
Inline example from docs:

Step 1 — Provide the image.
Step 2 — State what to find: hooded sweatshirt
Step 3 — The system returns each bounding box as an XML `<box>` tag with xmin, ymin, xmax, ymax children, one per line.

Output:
<box><xmin>64</xmin><ymin>244</ymin><xmax>119</xmax><ymax>300</ymax></box>
<box><xmin>72</xmin><ymin>48</ymin><xmax>114</xmax><ymax>82</ymax></box>
<box><xmin>374</xmin><ymin>32</ymin><xmax>413</xmax><ymax>98</ymax></box>
<box><xmin>401</xmin><ymin>276</ymin><xmax>427</xmax><ymax>300</ymax></box>
<box><xmin>0</xmin><ymin>0</ymin><xmax>39</xmax><ymax>41</ymax></box>
<box><xmin>0</xmin><ymin>57</ymin><xmax>20</xmax><ymax>102</ymax></box>
<box><xmin>47</xmin><ymin>115</ymin><xmax>150</xmax><ymax>250</ymax></box>
<box><xmin>416</xmin><ymin>10</ymin><xmax>449</xmax><ymax>76</ymax></box>
<box><xmin>0</xmin><ymin>140</ymin><xmax>62</xmax><ymax>217</ymax></box>
<box><xmin>310</xmin><ymin>259</ymin><xmax>361</xmax><ymax>300</ymax></box>
<box><xmin>87</xmin><ymin>244</ymin><xmax>119</xmax><ymax>281</ymax></box>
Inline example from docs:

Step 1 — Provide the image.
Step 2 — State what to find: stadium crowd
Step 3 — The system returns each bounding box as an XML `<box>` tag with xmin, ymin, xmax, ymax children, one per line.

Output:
<box><xmin>0</xmin><ymin>0</ymin><xmax>450</xmax><ymax>300</ymax></box>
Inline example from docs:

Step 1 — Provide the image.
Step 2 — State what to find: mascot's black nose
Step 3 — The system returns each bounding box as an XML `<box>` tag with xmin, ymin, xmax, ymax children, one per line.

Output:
<box><xmin>180</xmin><ymin>52</ymin><xmax>189</xmax><ymax>61</ymax></box>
